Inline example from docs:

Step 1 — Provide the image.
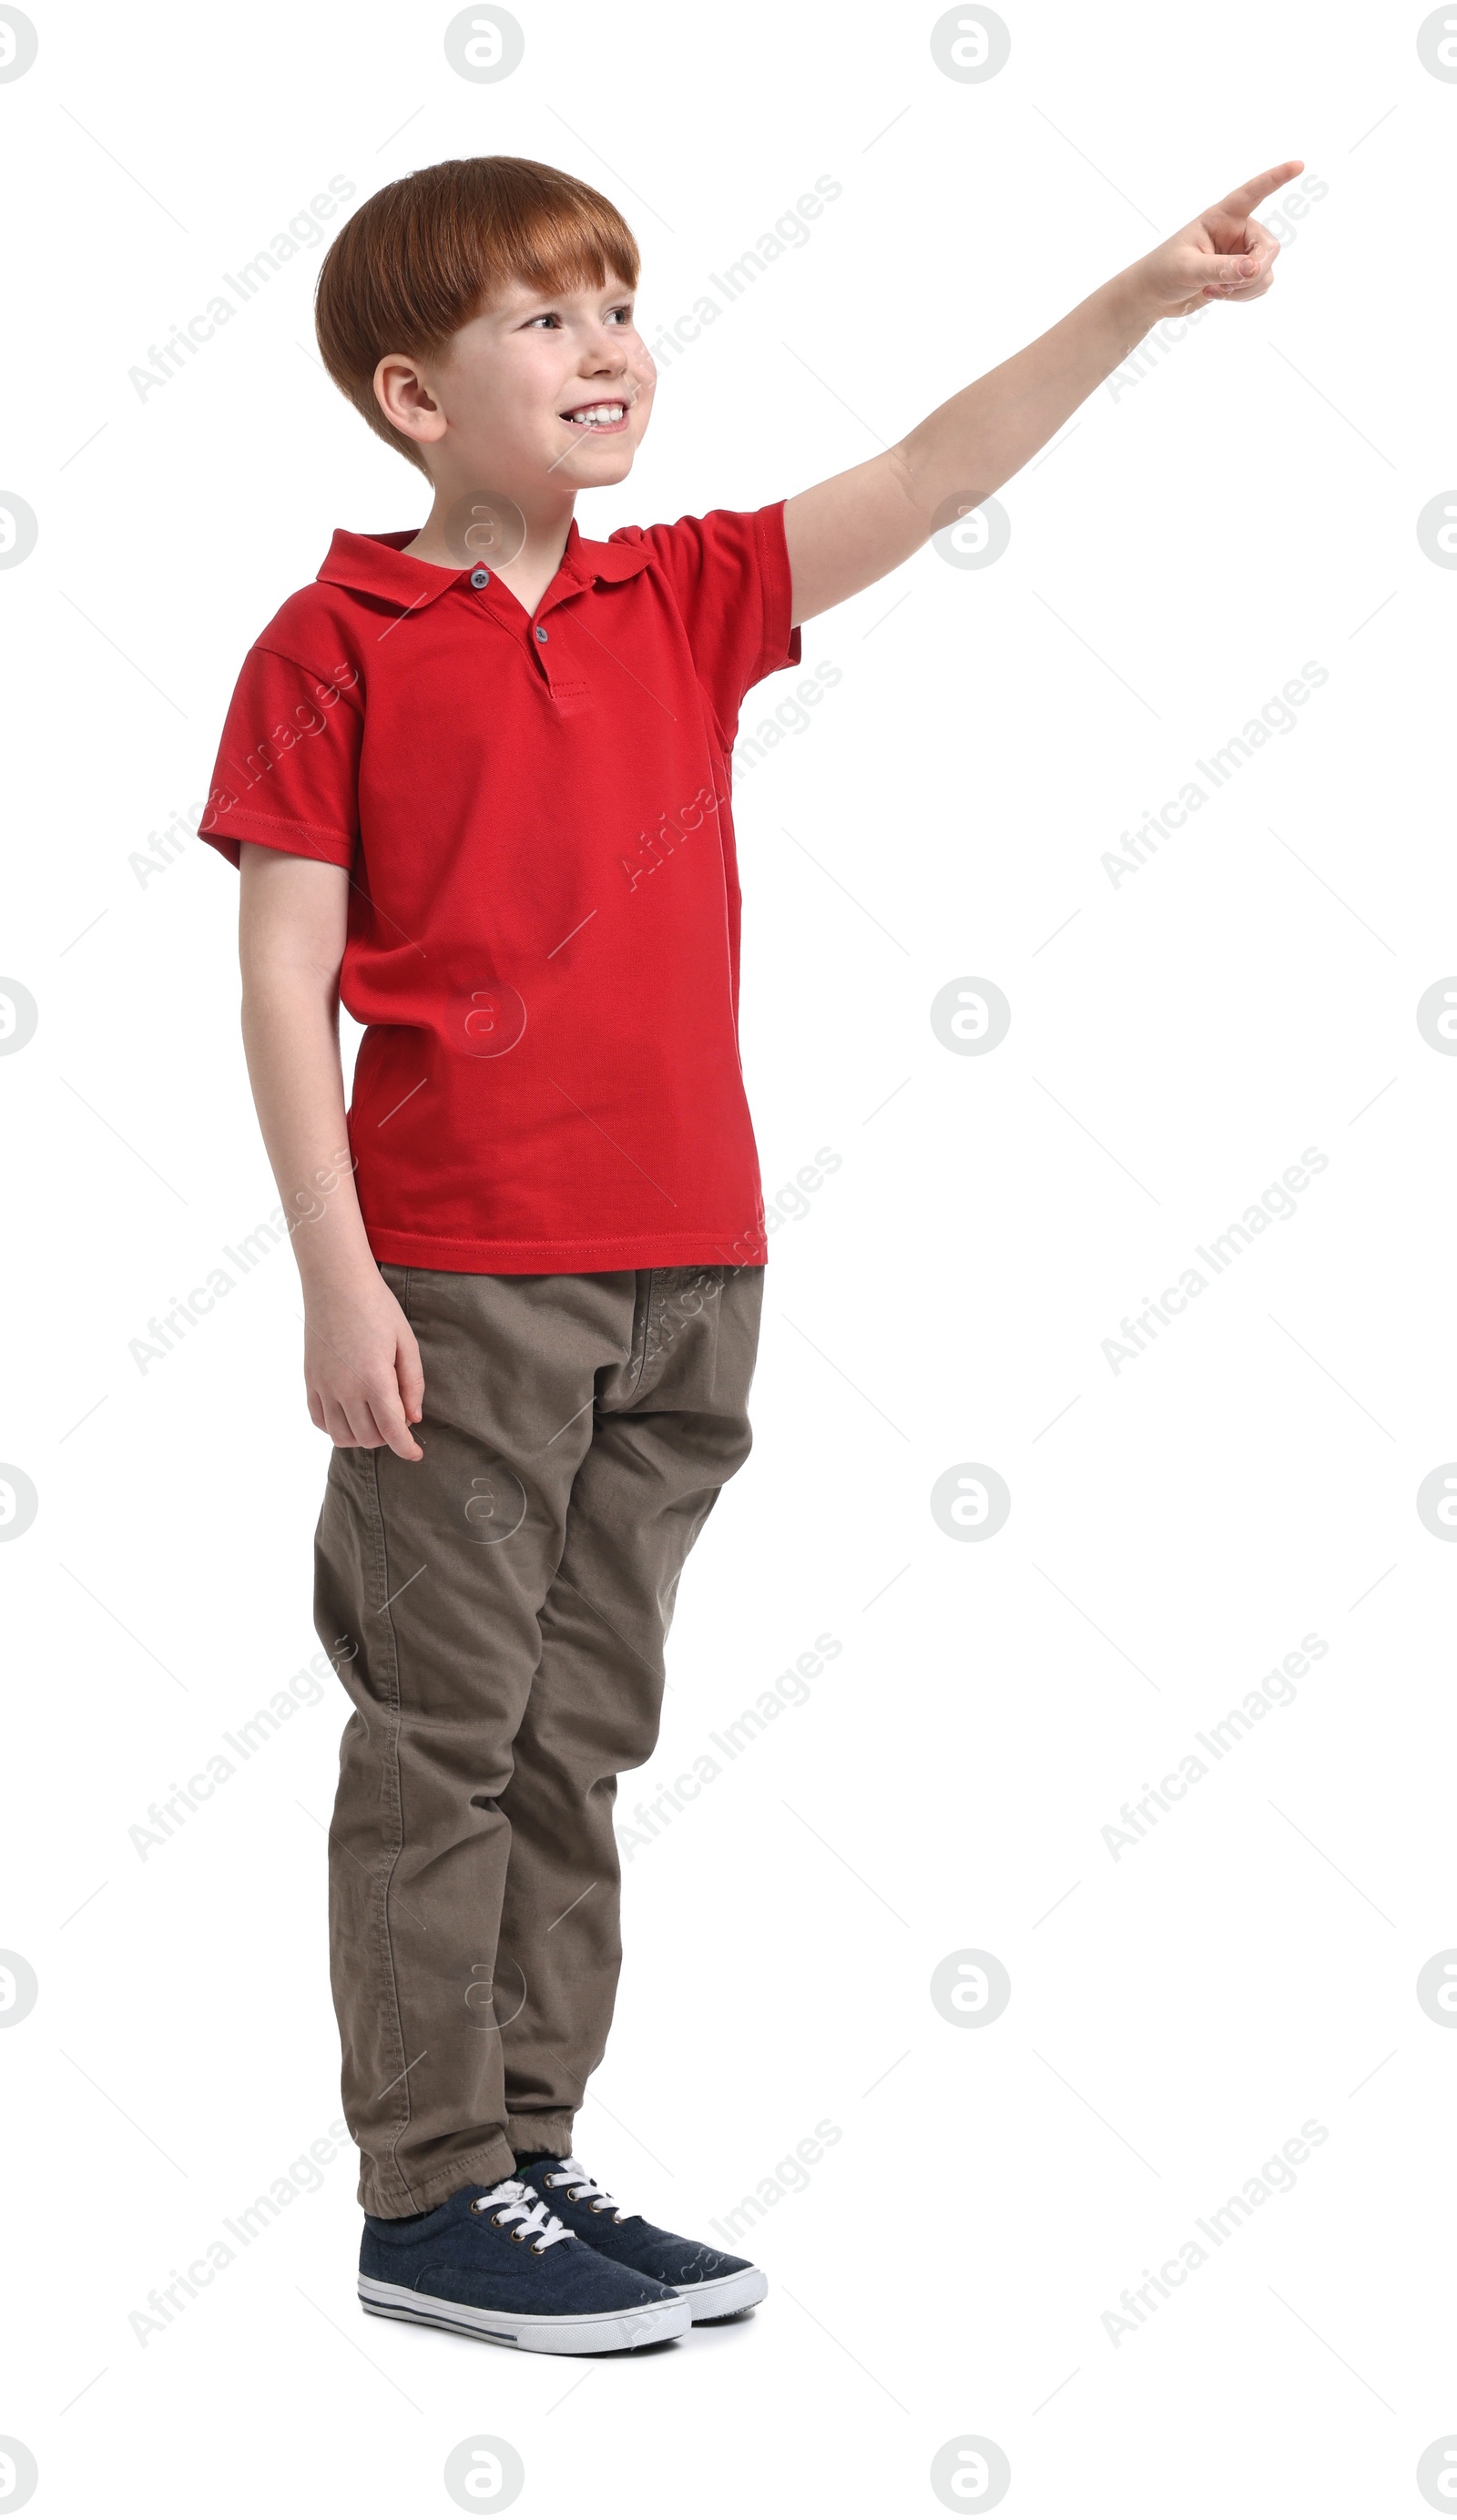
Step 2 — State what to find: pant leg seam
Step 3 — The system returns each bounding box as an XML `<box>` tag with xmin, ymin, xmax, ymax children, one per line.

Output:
<box><xmin>369</xmin><ymin>1315</ymin><xmax>418</xmax><ymax>2210</ymax></box>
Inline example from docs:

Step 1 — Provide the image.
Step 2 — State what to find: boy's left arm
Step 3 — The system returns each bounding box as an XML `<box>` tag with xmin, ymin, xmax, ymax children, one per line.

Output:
<box><xmin>783</xmin><ymin>162</ymin><xmax>1303</xmax><ymax>625</ymax></box>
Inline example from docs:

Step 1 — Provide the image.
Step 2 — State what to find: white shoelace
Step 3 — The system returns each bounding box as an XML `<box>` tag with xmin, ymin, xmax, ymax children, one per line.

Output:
<box><xmin>469</xmin><ymin>2177</ymin><xmax>574</xmax><ymax>2251</ymax></box>
<box><xmin>542</xmin><ymin>2156</ymin><xmax>627</xmax><ymax>2222</ymax></box>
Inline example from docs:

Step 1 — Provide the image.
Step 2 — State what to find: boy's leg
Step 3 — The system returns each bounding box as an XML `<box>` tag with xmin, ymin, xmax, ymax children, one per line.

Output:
<box><xmin>314</xmin><ymin>1263</ymin><xmax>761</xmax><ymax>2218</ymax></box>
<box><xmin>495</xmin><ymin>1264</ymin><xmax>763</xmax><ymax>2158</ymax></box>
<box><xmin>315</xmin><ymin>1265</ymin><xmax>635</xmax><ymax>2218</ymax></box>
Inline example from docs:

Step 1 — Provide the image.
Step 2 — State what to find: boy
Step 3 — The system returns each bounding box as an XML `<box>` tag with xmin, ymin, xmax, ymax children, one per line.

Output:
<box><xmin>200</xmin><ymin>151</ymin><xmax>1299</xmax><ymax>2355</ymax></box>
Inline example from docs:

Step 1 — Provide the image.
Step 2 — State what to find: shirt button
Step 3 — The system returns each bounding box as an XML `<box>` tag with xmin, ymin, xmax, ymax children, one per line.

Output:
<box><xmin>470</xmin><ymin>567</ymin><xmax>490</xmax><ymax>587</ymax></box>
<box><xmin>534</xmin><ymin>625</ymin><xmax>548</xmax><ymax>643</ymax></box>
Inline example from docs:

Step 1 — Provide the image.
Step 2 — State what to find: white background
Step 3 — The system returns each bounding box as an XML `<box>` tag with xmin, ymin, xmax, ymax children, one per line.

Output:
<box><xmin>3</xmin><ymin>1</ymin><xmax>1456</xmax><ymax>2513</ymax></box>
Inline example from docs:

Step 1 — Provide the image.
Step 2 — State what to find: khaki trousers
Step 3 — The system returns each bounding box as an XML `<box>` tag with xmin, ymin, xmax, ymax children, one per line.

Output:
<box><xmin>314</xmin><ymin>1262</ymin><xmax>763</xmax><ymax>2216</ymax></box>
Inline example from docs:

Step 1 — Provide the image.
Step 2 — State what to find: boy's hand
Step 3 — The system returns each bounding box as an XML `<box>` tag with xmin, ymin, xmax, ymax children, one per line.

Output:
<box><xmin>1125</xmin><ymin>161</ymin><xmax>1305</xmax><ymax>320</ymax></box>
<box><xmin>304</xmin><ymin>1269</ymin><xmax>425</xmax><ymax>1460</ymax></box>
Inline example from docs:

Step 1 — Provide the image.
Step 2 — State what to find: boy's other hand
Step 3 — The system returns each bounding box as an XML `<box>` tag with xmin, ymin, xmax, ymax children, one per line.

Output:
<box><xmin>304</xmin><ymin>1270</ymin><xmax>425</xmax><ymax>1460</ymax></box>
<box><xmin>1132</xmin><ymin>162</ymin><xmax>1305</xmax><ymax>320</ymax></box>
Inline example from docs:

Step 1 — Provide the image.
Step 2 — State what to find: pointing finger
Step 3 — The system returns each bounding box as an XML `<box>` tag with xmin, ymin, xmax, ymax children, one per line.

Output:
<box><xmin>1213</xmin><ymin>159</ymin><xmax>1305</xmax><ymax>223</ymax></box>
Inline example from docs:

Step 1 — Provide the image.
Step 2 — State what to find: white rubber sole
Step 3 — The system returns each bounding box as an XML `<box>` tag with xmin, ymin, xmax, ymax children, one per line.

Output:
<box><xmin>674</xmin><ymin>2265</ymin><xmax>769</xmax><ymax>2321</ymax></box>
<box><xmin>359</xmin><ymin>2271</ymin><xmax>690</xmax><ymax>2354</ymax></box>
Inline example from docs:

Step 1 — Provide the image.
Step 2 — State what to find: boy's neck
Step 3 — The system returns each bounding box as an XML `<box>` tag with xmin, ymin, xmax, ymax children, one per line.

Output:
<box><xmin>404</xmin><ymin>485</ymin><xmax>577</xmax><ymax>617</ymax></box>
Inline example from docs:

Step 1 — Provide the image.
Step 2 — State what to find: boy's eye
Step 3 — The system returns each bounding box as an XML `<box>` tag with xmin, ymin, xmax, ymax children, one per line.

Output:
<box><xmin>524</xmin><ymin>304</ymin><xmax>632</xmax><ymax>330</ymax></box>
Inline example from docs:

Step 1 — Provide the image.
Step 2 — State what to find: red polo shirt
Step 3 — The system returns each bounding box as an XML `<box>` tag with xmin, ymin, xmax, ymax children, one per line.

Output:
<box><xmin>200</xmin><ymin>503</ymin><xmax>800</xmax><ymax>1273</ymax></box>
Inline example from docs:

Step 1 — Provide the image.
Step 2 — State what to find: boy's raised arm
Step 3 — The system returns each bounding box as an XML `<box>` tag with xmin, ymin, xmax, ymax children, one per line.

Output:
<box><xmin>238</xmin><ymin>845</ymin><xmax>424</xmax><ymax>1461</ymax></box>
<box><xmin>782</xmin><ymin>161</ymin><xmax>1303</xmax><ymax>626</ymax></box>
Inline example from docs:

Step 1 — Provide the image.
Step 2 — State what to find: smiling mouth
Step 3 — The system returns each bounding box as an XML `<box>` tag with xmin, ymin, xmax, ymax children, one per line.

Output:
<box><xmin>558</xmin><ymin>401</ymin><xmax>628</xmax><ymax>429</ymax></box>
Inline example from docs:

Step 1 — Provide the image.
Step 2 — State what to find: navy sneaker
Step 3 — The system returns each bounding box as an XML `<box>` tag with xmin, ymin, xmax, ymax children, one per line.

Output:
<box><xmin>521</xmin><ymin>2154</ymin><xmax>768</xmax><ymax>2322</ymax></box>
<box><xmin>358</xmin><ymin>2176</ymin><xmax>689</xmax><ymax>2353</ymax></box>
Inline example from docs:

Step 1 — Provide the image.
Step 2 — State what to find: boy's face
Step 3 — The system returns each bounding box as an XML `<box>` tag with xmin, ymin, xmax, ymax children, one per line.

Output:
<box><xmin>382</xmin><ymin>270</ymin><xmax>656</xmax><ymax>505</ymax></box>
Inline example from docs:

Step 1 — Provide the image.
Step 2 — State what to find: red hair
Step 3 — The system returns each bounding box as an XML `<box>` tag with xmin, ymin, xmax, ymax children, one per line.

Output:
<box><xmin>315</xmin><ymin>156</ymin><xmax>640</xmax><ymax>474</ymax></box>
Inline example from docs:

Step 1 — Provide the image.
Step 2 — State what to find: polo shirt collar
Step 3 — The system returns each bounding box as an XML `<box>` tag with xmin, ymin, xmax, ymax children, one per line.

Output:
<box><xmin>561</xmin><ymin>522</ymin><xmax>653</xmax><ymax>586</ymax></box>
<box><xmin>317</xmin><ymin>519</ymin><xmax>651</xmax><ymax>612</ymax></box>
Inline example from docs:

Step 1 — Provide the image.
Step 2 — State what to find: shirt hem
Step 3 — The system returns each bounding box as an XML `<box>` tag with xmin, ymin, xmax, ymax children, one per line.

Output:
<box><xmin>364</xmin><ymin>1224</ymin><xmax>769</xmax><ymax>1275</ymax></box>
<box><xmin>198</xmin><ymin>808</ymin><xmax>356</xmax><ymax>870</ymax></box>
<box><xmin>754</xmin><ymin>499</ymin><xmax>802</xmax><ymax>681</ymax></box>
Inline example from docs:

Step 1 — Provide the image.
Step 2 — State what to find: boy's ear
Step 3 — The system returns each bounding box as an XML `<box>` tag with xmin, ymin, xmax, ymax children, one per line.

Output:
<box><xmin>373</xmin><ymin>353</ymin><xmax>447</xmax><ymax>452</ymax></box>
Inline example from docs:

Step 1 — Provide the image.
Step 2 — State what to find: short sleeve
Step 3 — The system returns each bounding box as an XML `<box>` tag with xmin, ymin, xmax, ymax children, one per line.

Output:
<box><xmin>199</xmin><ymin>644</ymin><xmax>362</xmax><ymax>870</ymax></box>
<box><xmin>615</xmin><ymin>502</ymin><xmax>802</xmax><ymax>747</ymax></box>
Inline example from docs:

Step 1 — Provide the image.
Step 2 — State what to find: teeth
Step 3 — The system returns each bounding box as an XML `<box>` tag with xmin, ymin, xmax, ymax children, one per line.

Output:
<box><xmin>565</xmin><ymin>403</ymin><xmax>626</xmax><ymax>424</ymax></box>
